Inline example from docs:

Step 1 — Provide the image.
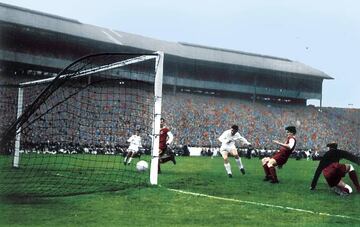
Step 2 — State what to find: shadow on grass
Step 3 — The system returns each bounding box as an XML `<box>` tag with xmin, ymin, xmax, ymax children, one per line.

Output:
<box><xmin>0</xmin><ymin>194</ymin><xmax>58</xmax><ymax>205</ymax></box>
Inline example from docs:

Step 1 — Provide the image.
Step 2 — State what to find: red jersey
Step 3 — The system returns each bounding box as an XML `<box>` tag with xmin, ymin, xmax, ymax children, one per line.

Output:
<box><xmin>272</xmin><ymin>135</ymin><xmax>296</xmax><ymax>166</ymax></box>
<box><xmin>159</xmin><ymin>127</ymin><xmax>170</xmax><ymax>150</ymax></box>
<box><xmin>280</xmin><ymin>135</ymin><xmax>296</xmax><ymax>155</ymax></box>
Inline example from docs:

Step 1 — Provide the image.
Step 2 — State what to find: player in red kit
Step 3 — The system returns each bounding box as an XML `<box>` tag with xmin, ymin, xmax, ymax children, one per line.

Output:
<box><xmin>158</xmin><ymin>118</ymin><xmax>175</xmax><ymax>173</ymax></box>
<box><xmin>310</xmin><ymin>142</ymin><xmax>360</xmax><ymax>196</ymax></box>
<box><xmin>261</xmin><ymin>126</ymin><xmax>297</xmax><ymax>183</ymax></box>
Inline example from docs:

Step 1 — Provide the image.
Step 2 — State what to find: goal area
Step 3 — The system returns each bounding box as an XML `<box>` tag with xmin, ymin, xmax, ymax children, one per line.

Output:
<box><xmin>0</xmin><ymin>52</ymin><xmax>163</xmax><ymax>196</ymax></box>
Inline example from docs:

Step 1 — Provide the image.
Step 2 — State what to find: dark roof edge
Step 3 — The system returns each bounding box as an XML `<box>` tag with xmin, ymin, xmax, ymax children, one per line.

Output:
<box><xmin>179</xmin><ymin>42</ymin><xmax>292</xmax><ymax>62</ymax></box>
<box><xmin>0</xmin><ymin>2</ymin><xmax>81</xmax><ymax>24</ymax></box>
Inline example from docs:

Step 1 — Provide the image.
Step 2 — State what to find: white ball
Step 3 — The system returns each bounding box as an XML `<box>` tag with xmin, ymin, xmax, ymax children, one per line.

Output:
<box><xmin>136</xmin><ymin>160</ymin><xmax>149</xmax><ymax>172</ymax></box>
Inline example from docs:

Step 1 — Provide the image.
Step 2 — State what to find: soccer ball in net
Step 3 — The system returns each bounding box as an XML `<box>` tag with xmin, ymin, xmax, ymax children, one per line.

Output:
<box><xmin>136</xmin><ymin>160</ymin><xmax>149</xmax><ymax>172</ymax></box>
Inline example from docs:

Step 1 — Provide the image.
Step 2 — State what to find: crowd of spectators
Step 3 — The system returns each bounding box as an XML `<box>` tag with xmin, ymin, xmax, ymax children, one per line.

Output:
<box><xmin>162</xmin><ymin>92</ymin><xmax>359</xmax><ymax>153</ymax></box>
<box><xmin>0</xmin><ymin>85</ymin><xmax>358</xmax><ymax>155</ymax></box>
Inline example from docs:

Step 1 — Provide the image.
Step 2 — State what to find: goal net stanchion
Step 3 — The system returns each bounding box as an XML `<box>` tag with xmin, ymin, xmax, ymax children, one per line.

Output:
<box><xmin>150</xmin><ymin>51</ymin><xmax>164</xmax><ymax>186</ymax></box>
<box><xmin>0</xmin><ymin>52</ymin><xmax>163</xmax><ymax>196</ymax></box>
<box><xmin>13</xmin><ymin>87</ymin><xmax>23</xmax><ymax>168</ymax></box>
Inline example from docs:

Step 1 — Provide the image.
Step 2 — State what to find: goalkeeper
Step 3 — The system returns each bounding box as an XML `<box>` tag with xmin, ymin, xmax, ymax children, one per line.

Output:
<box><xmin>310</xmin><ymin>142</ymin><xmax>360</xmax><ymax>195</ymax></box>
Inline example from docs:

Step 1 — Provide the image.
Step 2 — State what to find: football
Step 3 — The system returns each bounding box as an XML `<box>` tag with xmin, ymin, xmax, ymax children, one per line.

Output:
<box><xmin>136</xmin><ymin>160</ymin><xmax>149</xmax><ymax>172</ymax></box>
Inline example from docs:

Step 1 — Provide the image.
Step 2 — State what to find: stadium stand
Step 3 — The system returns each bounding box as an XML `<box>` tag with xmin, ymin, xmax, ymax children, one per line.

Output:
<box><xmin>162</xmin><ymin>91</ymin><xmax>359</xmax><ymax>153</ymax></box>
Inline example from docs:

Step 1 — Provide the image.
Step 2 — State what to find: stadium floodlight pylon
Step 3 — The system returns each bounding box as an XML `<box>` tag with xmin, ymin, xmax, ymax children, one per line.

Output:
<box><xmin>0</xmin><ymin>52</ymin><xmax>163</xmax><ymax>196</ymax></box>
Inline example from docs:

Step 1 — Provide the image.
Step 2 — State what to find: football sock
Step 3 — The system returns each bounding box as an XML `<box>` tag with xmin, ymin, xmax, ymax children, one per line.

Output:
<box><xmin>269</xmin><ymin>166</ymin><xmax>278</xmax><ymax>182</ymax></box>
<box><xmin>127</xmin><ymin>157</ymin><xmax>132</xmax><ymax>164</ymax></box>
<box><xmin>349</xmin><ymin>170</ymin><xmax>360</xmax><ymax>189</ymax></box>
<box><xmin>224</xmin><ymin>163</ymin><xmax>232</xmax><ymax>175</ymax></box>
<box><xmin>171</xmin><ymin>155</ymin><xmax>176</xmax><ymax>165</ymax></box>
<box><xmin>235</xmin><ymin>158</ymin><xmax>244</xmax><ymax>169</ymax></box>
<box><xmin>263</xmin><ymin>164</ymin><xmax>271</xmax><ymax>177</ymax></box>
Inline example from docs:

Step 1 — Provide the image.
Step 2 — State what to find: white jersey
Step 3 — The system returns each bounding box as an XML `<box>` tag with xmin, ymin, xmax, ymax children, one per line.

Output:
<box><xmin>218</xmin><ymin>129</ymin><xmax>250</xmax><ymax>150</ymax></box>
<box><xmin>127</xmin><ymin>135</ymin><xmax>142</xmax><ymax>152</ymax></box>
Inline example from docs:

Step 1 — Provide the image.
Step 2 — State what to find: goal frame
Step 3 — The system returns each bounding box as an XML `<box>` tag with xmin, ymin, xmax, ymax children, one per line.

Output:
<box><xmin>12</xmin><ymin>51</ymin><xmax>164</xmax><ymax>185</ymax></box>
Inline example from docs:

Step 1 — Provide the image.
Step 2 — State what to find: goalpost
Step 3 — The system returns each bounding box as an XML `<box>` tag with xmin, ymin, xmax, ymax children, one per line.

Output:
<box><xmin>0</xmin><ymin>52</ymin><xmax>163</xmax><ymax>196</ymax></box>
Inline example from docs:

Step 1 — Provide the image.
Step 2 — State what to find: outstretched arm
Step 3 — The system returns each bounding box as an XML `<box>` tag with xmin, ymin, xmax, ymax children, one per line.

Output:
<box><xmin>310</xmin><ymin>162</ymin><xmax>323</xmax><ymax>190</ymax></box>
<box><xmin>273</xmin><ymin>138</ymin><xmax>295</xmax><ymax>150</ymax></box>
<box><xmin>340</xmin><ymin>149</ymin><xmax>360</xmax><ymax>165</ymax></box>
<box><xmin>237</xmin><ymin>135</ymin><xmax>251</xmax><ymax>146</ymax></box>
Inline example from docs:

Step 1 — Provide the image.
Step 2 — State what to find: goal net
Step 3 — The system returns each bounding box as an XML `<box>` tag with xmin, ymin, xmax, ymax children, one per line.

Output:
<box><xmin>0</xmin><ymin>52</ymin><xmax>163</xmax><ymax>196</ymax></box>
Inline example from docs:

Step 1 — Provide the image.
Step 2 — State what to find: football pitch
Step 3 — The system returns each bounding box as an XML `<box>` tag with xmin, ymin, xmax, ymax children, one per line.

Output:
<box><xmin>1</xmin><ymin>156</ymin><xmax>359</xmax><ymax>226</ymax></box>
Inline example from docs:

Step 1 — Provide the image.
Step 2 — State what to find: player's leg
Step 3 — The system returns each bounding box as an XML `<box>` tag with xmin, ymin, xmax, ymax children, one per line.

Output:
<box><xmin>261</xmin><ymin>157</ymin><xmax>271</xmax><ymax>181</ymax></box>
<box><xmin>332</xmin><ymin>180</ymin><xmax>353</xmax><ymax>196</ymax></box>
<box><xmin>160</xmin><ymin>147</ymin><xmax>176</xmax><ymax>165</ymax></box>
<box><xmin>171</xmin><ymin>151</ymin><xmax>176</xmax><ymax>164</ymax></box>
<box><xmin>346</xmin><ymin>164</ymin><xmax>360</xmax><ymax>192</ymax></box>
<box><xmin>127</xmin><ymin>150</ymin><xmax>138</xmax><ymax>164</ymax></box>
<box><xmin>267</xmin><ymin>158</ymin><xmax>279</xmax><ymax>183</ymax></box>
<box><xmin>160</xmin><ymin>154</ymin><xmax>176</xmax><ymax>164</ymax></box>
<box><xmin>158</xmin><ymin>149</ymin><xmax>164</xmax><ymax>174</ymax></box>
<box><xmin>162</xmin><ymin>152</ymin><xmax>176</xmax><ymax>164</ymax></box>
<box><xmin>231</xmin><ymin>149</ymin><xmax>245</xmax><ymax>175</ymax></box>
<box><xmin>126</xmin><ymin>151</ymin><xmax>134</xmax><ymax>165</ymax></box>
<box><xmin>221</xmin><ymin>149</ymin><xmax>232</xmax><ymax>177</ymax></box>
<box><xmin>124</xmin><ymin>150</ymin><xmax>131</xmax><ymax>165</ymax></box>
<box><xmin>324</xmin><ymin>163</ymin><xmax>352</xmax><ymax>195</ymax></box>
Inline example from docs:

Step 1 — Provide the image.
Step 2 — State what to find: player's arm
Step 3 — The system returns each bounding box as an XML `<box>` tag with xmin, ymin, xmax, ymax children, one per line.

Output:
<box><xmin>273</xmin><ymin>138</ymin><xmax>295</xmax><ymax>150</ymax></box>
<box><xmin>340</xmin><ymin>149</ymin><xmax>360</xmax><ymax>165</ymax></box>
<box><xmin>167</xmin><ymin>131</ymin><xmax>174</xmax><ymax>145</ymax></box>
<box><xmin>237</xmin><ymin>134</ymin><xmax>251</xmax><ymax>147</ymax></box>
<box><xmin>310</xmin><ymin>161</ymin><xmax>325</xmax><ymax>190</ymax></box>
<box><xmin>218</xmin><ymin>131</ymin><xmax>227</xmax><ymax>143</ymax></box>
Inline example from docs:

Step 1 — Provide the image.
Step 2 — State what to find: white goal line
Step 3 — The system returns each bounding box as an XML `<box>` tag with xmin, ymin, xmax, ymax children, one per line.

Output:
<box><xmin>167</xmin><ymin>188</ymin><xmax>360</xmax><ymax>222</ymax></box>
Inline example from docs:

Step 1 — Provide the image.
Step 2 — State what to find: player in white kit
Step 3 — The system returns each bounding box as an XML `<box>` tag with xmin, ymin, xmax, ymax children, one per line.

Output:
<box><xmin>218</xmin><ymin>125</ymin><xmax>251</xmax><ymax>178</ymax></box>
<box><xmin>124</xmin><ymin>129</ymin><xmax>142</xmax><ymax>165</ymax></box>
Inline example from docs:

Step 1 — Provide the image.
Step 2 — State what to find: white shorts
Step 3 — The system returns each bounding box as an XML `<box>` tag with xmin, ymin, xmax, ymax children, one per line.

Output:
<box><xmin>127</xmin><ymin>146</ymin><xmax>139</xmax><ymax>153</ymax></box>
<box><xmin>220</xmin><ymin>145</ymin><xmax>236</xmax><ymax>156</ymax></box>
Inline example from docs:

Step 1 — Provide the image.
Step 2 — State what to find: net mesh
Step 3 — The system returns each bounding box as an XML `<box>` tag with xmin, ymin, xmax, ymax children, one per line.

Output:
<box><xmin>0</xmin><ymin>53</ymin><xmax>159</xmax><ymax>196</ymax></box>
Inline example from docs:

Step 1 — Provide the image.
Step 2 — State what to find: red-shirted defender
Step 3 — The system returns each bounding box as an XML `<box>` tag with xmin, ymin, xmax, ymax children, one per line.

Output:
<box><xmin>261</xmin><ymin>126</ymin><xmax>297</xmax><ymax>183</ymax></box>
<box><xmin>158</xmin><ymin>118</ymin><xmax>176</xmax><ymax>173</ymax></box>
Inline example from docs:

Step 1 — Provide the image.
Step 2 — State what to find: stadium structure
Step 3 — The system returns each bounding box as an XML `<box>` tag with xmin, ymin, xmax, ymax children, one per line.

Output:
<box><xmin>0</xmin><ymin>3</ymin><xmax>332</xmax><ymax>103</ymax></box>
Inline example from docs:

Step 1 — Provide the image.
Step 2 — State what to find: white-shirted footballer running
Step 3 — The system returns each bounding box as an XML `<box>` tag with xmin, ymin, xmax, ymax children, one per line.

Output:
<box><xmin>218</xmin><ymin>125</ymin><xmax>251</xmax><ymax>178</ymax></box>
<box><xmin>124</xmin><ymin>129</ymin><xmax>142</xmax><ymax>165</ymax></box>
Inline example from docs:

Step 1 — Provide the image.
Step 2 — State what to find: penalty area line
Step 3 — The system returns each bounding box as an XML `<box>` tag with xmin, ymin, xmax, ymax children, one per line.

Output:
<box><xmin>167</xmin><ymin>188</ymin><xmax>360</xmax><ymax>221</ymax></box>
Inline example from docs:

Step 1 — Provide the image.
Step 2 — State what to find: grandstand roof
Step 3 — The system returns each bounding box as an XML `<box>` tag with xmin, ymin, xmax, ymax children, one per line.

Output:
<box><xmin>0</xmin><ymin>3</ymin><xmax>332</xmax><ymax>80</ymax></box>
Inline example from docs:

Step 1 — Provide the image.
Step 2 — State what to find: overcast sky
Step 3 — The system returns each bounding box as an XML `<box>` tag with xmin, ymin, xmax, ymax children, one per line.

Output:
<box><xmin>2</xmin><ymin>0</ymin><xmax>360</xmax><ymax>108</ymax></box>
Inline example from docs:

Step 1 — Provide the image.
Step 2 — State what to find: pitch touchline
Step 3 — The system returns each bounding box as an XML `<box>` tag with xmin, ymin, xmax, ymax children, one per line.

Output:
<box><xmin>167</xmin><ymin>188</ymin><xmax>360</xmax><ymax>221</ymax></box>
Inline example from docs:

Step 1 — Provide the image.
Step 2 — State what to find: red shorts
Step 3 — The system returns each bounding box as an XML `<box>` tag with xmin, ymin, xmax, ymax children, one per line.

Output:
<box><xmin>322</xmin><ymin>163</ymin><xmax>347</xmax><ymax>187</ymax></box>
<box><xmin>159</xmin><ymin>145</ymin><xmax>168</xmax><ymax>156</ymax></box>
<box><xmin>272</xmin><ymin>151</ymin><xmax>290</xmax><ymax>166</ymax></box>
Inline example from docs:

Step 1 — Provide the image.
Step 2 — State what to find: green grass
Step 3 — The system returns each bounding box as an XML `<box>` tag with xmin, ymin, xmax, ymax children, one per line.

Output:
<box><xmin>1</xmin><ymin>156</ymin><xmax>360</xmax><ymax>226</ymax></box>
<box><xmin>0</xmin><ymin>154</ymin><xmax>150</xmax><ymax>196</ymax></box>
